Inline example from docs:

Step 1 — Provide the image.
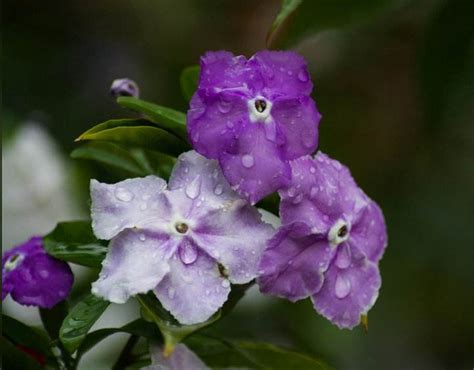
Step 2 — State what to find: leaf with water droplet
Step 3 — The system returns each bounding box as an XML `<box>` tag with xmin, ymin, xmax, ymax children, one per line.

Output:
<box><xmin>60</xmin><ymin>294</ymin><xmax>109</xmax><ymax>353</ymax></box>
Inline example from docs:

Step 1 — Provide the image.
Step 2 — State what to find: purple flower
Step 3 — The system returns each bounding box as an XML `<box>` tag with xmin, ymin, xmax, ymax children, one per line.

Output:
<box><xmin>187</xmin><ymin>50</ymin><xmax>321</xmax><ymax>204</ymax></box>
<box><xmin>2</xmin><ymin>236</ymin><xmax>74</xmax><ymax>308</ymax></box>
<box><xmin>110</xmin><ymin>78</ymin><xmax>140</xmax><ymax>98</ymax></box>
<box><xmin>258</xmin><ymin>152</ymin><xmax>387</xmax><ymax>329</ymax></box>
<box><xmin>90</xmin><ymin>150</ymin><xmax>274</xmax><ymax>325</ymax></box>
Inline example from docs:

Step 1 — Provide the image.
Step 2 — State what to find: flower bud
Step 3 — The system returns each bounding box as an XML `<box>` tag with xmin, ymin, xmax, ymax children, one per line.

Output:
<box><xmin>110</xmin><ymin>78</ymin><xmax>140</xmax><ymax>98</ymax></box>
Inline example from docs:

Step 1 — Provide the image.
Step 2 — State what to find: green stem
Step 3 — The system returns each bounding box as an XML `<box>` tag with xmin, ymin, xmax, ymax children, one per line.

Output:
<box><xmin>112</xmin><ymin>334</ymin><xmax>139</xmax><ymax>370</ymax></box>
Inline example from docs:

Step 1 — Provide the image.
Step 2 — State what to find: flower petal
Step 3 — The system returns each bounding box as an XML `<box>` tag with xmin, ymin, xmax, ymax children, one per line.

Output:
<box><xmin>272</xmin><ymin>96</ymin><xmax>320</xmax><ymax>159</ymax></box>
<box><xmin>147</xmin><ymin>343</ymin><xmax>208</xmax><ymax>370</ymax></box>
<box><xmin>251</xmin><ymin>50</ymin><xmax>313</xmax><ymax>97</ymax></box>
<box><xmin>90</xmin><ymin>176</ymin><xmax>168</xmax><ymax>240</ymax></box>
<box><xmin>192</xmin><ymin>200</ymin><xmax>274</xmax><ymax>284</ymax></box>
<box><xmin>349</xmin><ymin>201</ymin><xmax>388</xmax><ymax>263</ymax></box>
<box><xmin>155</xmin><ymin>249</ymin><xmax>230</xmax><ymax>325</ymax></box>
<box><xmin>9</xmin><ymin>253</ymin><xmax>73</xmax><ymax>309</ymax></box>
<box><xmin>91</xmin><ymin>229</ymin><xmax>176</xmax><ymax>303</ymax></box>
<box><xmin>219</xmin><ymin>125</ymin><xmax>291</xmax><ymax>204</ymax></box>
<box><xmin>168</xmin><ymin>150</ymin><xmax>239</xmax><ymax>209</ymax></box>
<box><xmin>258</xmin><ymin>222</ymin><xmax>334</xmax><ymax>302</ymax></box>
<box><xmin>311</xmin><ymin>247</ymin><xmax>381</xmax><ymax>329</ymax></box>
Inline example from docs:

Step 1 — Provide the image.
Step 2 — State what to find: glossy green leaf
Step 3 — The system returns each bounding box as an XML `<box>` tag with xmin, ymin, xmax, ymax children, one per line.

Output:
<box><xmin>75</xmin><ymin>319</ymin><xmax>161</xmax><ymax>362</ymax></box>
<box><xmin>267</xmin><ymin>0</ymin><xmax>398</xmax><ymax>48</ymax></box>
<box><xmin>77</xmin><ymin>125</ymin><xmax>186</xmax><ymax>158</ymax></box>
<box><xmin>187</xmin><ymin>335</ymin><xmax>334</xmax><ymax>370</ymax></box>
<box><xmin>180</xmin><ymin>65</ymin><xmax>200</xmax><ymax>101</ymax></box>
<box><xmin>76</xmin><ymin>118</ymin><xmax>151</xmax><ymax>139</ymax></box>
<box><xmin>43</xmin><ymin>221</ymin><xmax>107</xmax><ymax>268</ymax></box>
<box><xmin>71</xmin><ymin>141</ymin><xmax>148</xmax><ymax>176</ymax></box>
<box><xmin>60</xmin><ymin>294</ymin><xmax>110</xmax><ymax>353</ymax></box>
<box><xmin>117</xmin><ymin>96</ymin><xmax>188</xmax><ymax>142</ymax></box>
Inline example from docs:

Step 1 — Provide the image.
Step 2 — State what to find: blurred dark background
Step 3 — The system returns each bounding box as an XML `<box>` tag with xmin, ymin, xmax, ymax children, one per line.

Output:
<box><xmin>3</xmin><ymin>0</ymin><xmax>473</xmax><ymax>369</ymax></box>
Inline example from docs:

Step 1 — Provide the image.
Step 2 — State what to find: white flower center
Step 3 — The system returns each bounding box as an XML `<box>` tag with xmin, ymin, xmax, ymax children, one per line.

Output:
<box><xmin>328</xmin><ymin>219</ymin><xmax>350</xmax><ymax>247</ymax></box>
<box><xmin>4</xmin><ymin>253</ymin><xmax>25</xmax><ymax>272</ymax></box>
<box><xmin>248</xmin><ymin>96</ymin><xmax>272</xmax><ymax>124</ymax></box>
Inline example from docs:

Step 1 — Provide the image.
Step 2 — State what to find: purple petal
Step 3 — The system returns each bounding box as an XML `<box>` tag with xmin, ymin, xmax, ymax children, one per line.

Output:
<box><xmin>311</xmin><ymin>247</ymin><xmax>381</xmax><ymax>329</ymax></box>
<box><xmin>187</xmin><ymin>92</ymin><xmax>248</xmax><ymax>159</ymax></box>
<box><xmin>219</xmin><ymin>125</ymin><xmax>291</xmax><ymax>204</ymax></box>
<box><xmin>2</xmin><ymin>237</ymin><xmax>73</xmax><ymax>308</ymax></box>
<box><xmin>155</xmin><ymin>250</ymin><xmax>230</xmax><ymax>325</ymax></box>
<box><xmin>90</xmin><ymin>176</ymin><xmax>168</xmax><ymax>240</ymax></box>
<box><xmin>250</xmin><ymin>50</ymin><xmax>314</xmax><ymax>97</ymax></box>
<box><xmin>349</xmin><ymin>201</ymin><xmax>388</xmax><ymax>263</ymax></box>
<box><xmin>258</xmin><ymin>223</ymin><xmax>334</xmax><ymax>301</ymax></box>
<box><xmin>271</xmin><ymin>96</ymin><xmax>320</xmax><ymax>159</ymax></box>
<box><xmin>92</xmin><ymin>229</ymin><xmax>176</xmax><ymax>303</ymax></box>
<box><xmin>192</xmin><ymin>200</ymin><xmax>274</xmax><ymax>284</ymax></box>
<box><xmin>147</xmin><ymin>343</ymin><xmax>208</xmax><ymax>370</ymax></box>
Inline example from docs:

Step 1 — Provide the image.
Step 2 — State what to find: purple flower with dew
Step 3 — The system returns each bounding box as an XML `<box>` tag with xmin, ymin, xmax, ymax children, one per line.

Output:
<box><xmin>187</xmin><ymin>50</ymin><xmax>321</xmax><ymax>204</ymax></box>
<box><xmin>258</xmin><ymin>152</ymin><xmax>387</xmax><ymax>329</ymax></box>
<box><xmin>110</xmin><ymin>78</ymin><xmax>140</xmax><ymax>98</ymax></box>
<box><xmin>2</xmin><ymin>236</ymin><xmax>74</xmax><ymax>308</ymax></box>
<box><xmin>90</xmin><ymin>150</ymin><xmax>274</xmax><ymax>325</ymax></box>
<box><xmin>144</xmin><ymin>342</ymin><xmax>208</xmax><ymax>370</ymax></box>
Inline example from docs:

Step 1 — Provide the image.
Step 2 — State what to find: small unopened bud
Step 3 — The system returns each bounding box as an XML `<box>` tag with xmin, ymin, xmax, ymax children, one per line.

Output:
<box><xmin>110</xmin><ymin>78</ymin><xmax>140</xmax><ymax>98</ymax></box>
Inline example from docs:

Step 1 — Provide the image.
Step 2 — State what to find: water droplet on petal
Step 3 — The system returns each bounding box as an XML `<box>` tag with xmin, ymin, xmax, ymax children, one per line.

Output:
<box><xmin>184</xmin><ymin>167</ymin><xmax>189</xmax><ymax>174</ymax></box>
<box><xmin>179</xmin><ymin>241</ymin><xmax>198</xmax><ymax>265</ymax></box>
<box><xmin>298</xmin><ymin>69</ymin><xmax>309</xmax><ymax>82</ymax></box>
<box><xmin>287</xmin><ymin>70</ymin><xmax>293</xmax><ymax>76</ymax></box>
<box><xmin>185</xmin><ymin>175</ymin><xmax>201</xmax><ymax>199</ymax></box>
<box><xmin>39</xmin><ymin>270</ymin><xmax>49</xmax><ymax>278</ymax></box>
<box><xmin>310</xmin><ymin>166</ymin><xmax>316</xmax><ymax>174</ymax></box>
<box><xmin>310</xmin><ymin>186</ymin><xmax>319</xmax><ymax>198</ymax></box>
<box><xmin>168</xmin><ymin>287</ymin><xmax>176</xmax><ymax>299</ymax></box>
<box><xmin>115</xmin><ymin>187</ymin><xmax>134</xmax><ymax>202</ymax></box>
<box><xmin>264</xmin><ymin>121</ymin><xmax>277</xmax><ymax>142</ymax></box>
<box><xmin>335</xmin><ymin>274</ymin><xmax>351</xmax><ymax>299</ymax></box>
<box><xmin>139</xmin><ymin>234</ymin><xmax>146</xmax><ymax>241</ymax></box>
<box><xmin>293</xmin><ymin>194</ymin><xmax>303</xmax><ymax>204</ymax></box>
<box><xmin>218</xmin><ymin>98</ymin><xmax>232</xmax><ymax>114</ymax></box>
<box><xmin>140</xmin><ymin>203</ymin><xmax>147</xmax><ymax>211</ymax></box>
<box><xmin>287</xmin><ymin>187</ymin><xmax>296</xmax><ymax>197</ymax></box>
<box><xmin>241</xmin><ymin>154</ymin><xmax>254</xmax><ymax>168</ymax></box>
<box><xmin>335</xmin><ymin>244</ymin><xmax>351</xmax><ymax>269</ymax></box>
<box><xmin>214</xmin><ymin>183</ymin><xmax>224</xmax><ymax>195</ymax></box>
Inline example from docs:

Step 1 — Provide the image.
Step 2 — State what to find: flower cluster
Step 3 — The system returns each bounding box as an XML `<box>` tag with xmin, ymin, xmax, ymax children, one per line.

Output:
<box><xmin>187</xmin><ymin>50</ymin><xmax>387</xmax><ymax>329</ymax></box>
<box><xmin>2</xmin><ymin>236</ymin><xmax>73</xmax><ymax>308</ymax></box>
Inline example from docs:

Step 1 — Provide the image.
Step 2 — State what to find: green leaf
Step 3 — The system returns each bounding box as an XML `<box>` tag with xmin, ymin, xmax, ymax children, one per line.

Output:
<box><xmin>2</xmin><ymin>314</ymin><xmax>52</xmax><ymax>358</ymax></box>
<box><xmin>75</xmin><ymin>319</ymin><xmax>161</xmax><ymax>362</ymax></box>
<box><xmin>71</xmin><ymin>141</ymin><xmax>148</xmax><ymax>176</ymax></box>
<box><xmin>267</xmin><ymin>0</ymin><xmax>398</xmax><ymax>48</ymax></box>
<box><xmin>43</xmin><ymin>221</ymin><xmax>107</xmax><ymax>268</ymax></box>
<box><xmin>60</xmin><ymin>294</ymin><xmax>110</xmax><ymax>353</ymax></box>
<box><xmin>117</xmin><ymin>96</ymin><xmax>189</xmax><ymax>142</ymax></box>
<box><xmin>136</xmin><ymin>293</ymin><xmax>220</xmax><ymax>356</ymax></box>
<box><xmin>187</xmin><ymin>336</ymin><xmax>334</xmax><ymax>370</ymax></box>
<box><xmin>77</xmin><ymin>124</ymin><xmax>186</xmax><ymax>158</ymax></box>
<box><xmin>180</xmin><ymin>65</ymin><xmax>200</xmax><ymax>101</ymax></box>
<box><xmin>75</xmin><ymin>118</ymin><xmax>151</xmax><ymax>139</ymax></box>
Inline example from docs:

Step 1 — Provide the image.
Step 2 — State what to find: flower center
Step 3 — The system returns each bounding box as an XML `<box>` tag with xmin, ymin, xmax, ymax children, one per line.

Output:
<box><xmin>4</xmin><ymin>253</ymin><xmax>25</xmax><ymax>272</ymax></box>
<box><xmin>248</xmin><ymin>96</ymin><xmax>272</xmax><ymax>123</ymax></box>
<box><xmin>328</xmin><ymin>219</ymin><xmax>350</xmax><ymax>247</ymax></box>
<box><xmin>175</xmin><ymin>222</ymin><xmax>189</xmax><ymax>234</ymax></box>
<box><xmin>254</xmin><ymin>99</ymin><xmax>267</xmax><ymax>113</ymax></box>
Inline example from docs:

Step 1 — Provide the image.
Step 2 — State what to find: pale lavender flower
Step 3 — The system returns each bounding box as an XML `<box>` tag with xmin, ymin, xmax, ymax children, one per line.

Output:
<box><xmin>90</xmin><ymin>150</ymin><xmax>273</xmax><ymax>325</ymax></box>
<box><xmin>110</xmin><ymin>78</ymin><xmax>140</xmax><ymax>98</ymax></box>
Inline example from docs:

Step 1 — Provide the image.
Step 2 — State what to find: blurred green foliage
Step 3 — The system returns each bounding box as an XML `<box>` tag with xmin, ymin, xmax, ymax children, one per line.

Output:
<box><xmin>3</xmin><ymin>0</ymin><xmax>473</xmax><ymax>368</ymax></box>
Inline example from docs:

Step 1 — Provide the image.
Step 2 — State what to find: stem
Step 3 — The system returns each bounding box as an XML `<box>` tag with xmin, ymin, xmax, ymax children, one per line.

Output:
<box><xmin>112</xmin><ymin>334</ymin><xmax>139</xmax><ymax>370</ymax></box>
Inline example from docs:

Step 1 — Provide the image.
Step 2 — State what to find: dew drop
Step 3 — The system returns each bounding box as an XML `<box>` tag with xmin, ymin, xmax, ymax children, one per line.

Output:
<box><xmin>218</xmin><ymin>98</ymin><xmax>232</xmax><ymax>114</ymax></box>
<box><xmin>140</xmin><ymin>203</ymin><xmax>147</xmax><ymax>211</ymax></box>
<box><xmin>241</xmin><ymin>154</ymin><xmax>255</xmax><ymax>168</ymax></box>
<box><xmin>168</xmin><ymin>287</ymin><xmax>176</xmax><ymax>299</ymax></box>
<box><xmin>115</xmin><ymin>187</ymin><xmax>134</xmax><ymax>202</ymax></box>
<box><xmin>39</xmin><ymin>270</ymin><xmax>49</xmax><ymax>279</ymax></box>
<box><xmin>310</xmin><ymin>186</ymin><xmax>319</xmax><ymax>198</ymax></box>
<box><xmin>185</xmin><ymin>175</ymin><xmax>201</xmax><ymax>199</ymax></box>
<box><xmin>298</xmin><ymin>69</ymin><xmax>309</xmax><ymax>82</ymax></box>
<box><xmin>310</xmin><ymin>166</ymin><xmax>316</xmax><ymax>174</ymax></box>
<box><xmin>139</xmin><ymin>234</ymin><xmax>146</xmax><ymax>241</ymax></box>
<box><xmin>293</xmin><ymin>194</ymin><xmax>303</xmax><ymax>204</ymax></box>
<box><xmin>214</xmin><ymin>183</ymin><xmax>224</xmax><ymax>195</ymax></box>
<box><xmin>264</xmin><ymin>122</ymin><xmax>277</xmax><ymax>142</ymax></box>
<box><xmin>335</xmin><ymin>274</ymin><xmax>351</xmax><ymax>299</ymax></box>
<box><xmin>287</xmin><ymin>187</ymin><xmax>296</xmax><ymax>197</ymax></box>
<box><xmin>287</xmin><ymin>70</ymin><xmax>293</xmax><ymax>76</ymax></box>
<box><xmin>179</xmin><ymin>241</ymin><xmax>198</xmax><ymax>265</ymax></box>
